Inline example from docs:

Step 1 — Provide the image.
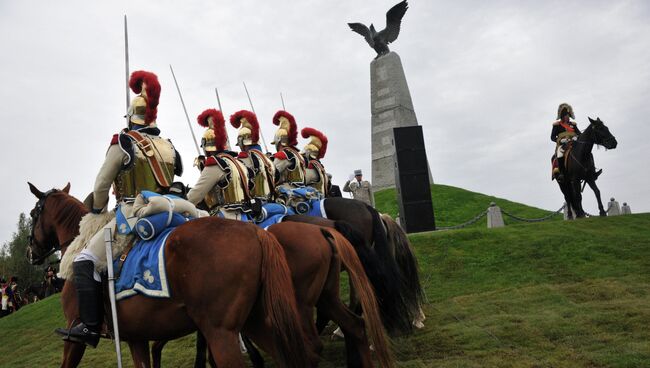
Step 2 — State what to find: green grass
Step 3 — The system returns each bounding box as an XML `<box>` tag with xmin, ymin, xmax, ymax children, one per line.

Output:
<box><xmin>375</xmin><ymin>184</ymin><xmax>563</xmax><ymax>228</ymax></box>
<box><xmin>3</xmin><ymin>213</ymin><xmax>650</xmax><ymax>367</ymax></box>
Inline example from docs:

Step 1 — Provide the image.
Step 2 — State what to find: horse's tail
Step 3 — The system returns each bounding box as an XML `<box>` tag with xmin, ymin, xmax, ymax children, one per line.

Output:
<box><xmin>368</xmin><ymin>205</ymin><xmax>415</xmax><ymax>335</ymax></box>
<box><xmin>321</xmin><ymin>229</ymin><xmax>394</xmax><ymax>368</ymax></box>
<box><xmin>257</xmin><ymin>229</ymin><xmax>309</xmax><ymax>368</ymax></box>
<box><xmin>334</xmin><ymin>220</ymin><xmax>413</xmax><ymax>336</ymax></box>
<box><xmin>380</xmin><ymin>214</ymin><xmax>425</xmax><ymax>318</ymax></box>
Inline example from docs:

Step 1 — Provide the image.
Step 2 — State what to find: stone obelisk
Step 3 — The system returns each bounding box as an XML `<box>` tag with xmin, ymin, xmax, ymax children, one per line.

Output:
<box><xmin>371</xmin><ymin>51</ymin><xmax>422</xmax><ymax>190</ymax></box>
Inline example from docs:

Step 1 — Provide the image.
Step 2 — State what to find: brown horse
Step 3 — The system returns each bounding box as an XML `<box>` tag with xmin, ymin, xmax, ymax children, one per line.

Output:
<box><xmin>152</xmin><ymin>221</ymin><xmax>394</xmax><ymax>368</ymax></box>
<box><xmin>27</xmin><ymin>182</ymin><xmax>308</xmax><ymax>368</ymax></box>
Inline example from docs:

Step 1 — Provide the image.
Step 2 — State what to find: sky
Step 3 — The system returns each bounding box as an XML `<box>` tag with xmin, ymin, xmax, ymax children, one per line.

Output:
<box><xmin>1</xmin><ymin>0</ymin><xmax>649</xmax><ymax>246</ymax></box>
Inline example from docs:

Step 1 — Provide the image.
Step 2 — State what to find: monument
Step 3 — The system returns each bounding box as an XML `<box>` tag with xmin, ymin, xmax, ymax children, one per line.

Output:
<box><xmin>348</xmin><ymin>0</ymin><xmax>431</xmax><ymax>190</ymax></box>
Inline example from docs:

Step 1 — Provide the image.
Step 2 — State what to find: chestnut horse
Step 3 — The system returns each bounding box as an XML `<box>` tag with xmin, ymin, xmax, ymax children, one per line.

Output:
<box><xmin>27</xmin><ymin>183</ymin><xmax>308</xmax><ymax>368</ymax></box>
<box><xmin>153</xmin><ymin>221</ymin><xmax>394</xmax><ymax>368</ymax></box>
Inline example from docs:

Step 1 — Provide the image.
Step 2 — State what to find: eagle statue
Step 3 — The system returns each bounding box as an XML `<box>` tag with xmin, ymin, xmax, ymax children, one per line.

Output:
<box><xmin>348</xmin><ymin>0</ymin><xmax>409</xmax><ymax>59</ymax></box>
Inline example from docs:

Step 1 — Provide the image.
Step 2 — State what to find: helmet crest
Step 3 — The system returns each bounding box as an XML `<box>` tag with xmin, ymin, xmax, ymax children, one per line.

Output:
<box><xmin>229</xmin><ymin>110</ymin><xmax>259</xmax><ymax>144</ymax></box>
<box><xmin>272</xmin><ymin>110</ymin><xmax>298</xmax><ymax>147</ymax></box>
<box><xmin>129</xmin><ymin>71</ymin><xmax>161</xmax><ymax>125</ymax></box>
<box><xmin>197</xmin><ymin>109</ymin><xmax>227</xmax><ymax>151</ymax></box>
<box><xmin>301</xmin><ymin>127</ymin><xmax>328</xmax><ymax>159</ymax></box>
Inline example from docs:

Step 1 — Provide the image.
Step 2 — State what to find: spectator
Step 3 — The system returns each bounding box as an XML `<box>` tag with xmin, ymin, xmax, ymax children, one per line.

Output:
<box><xmin>343</xmin><ymin>169</ymin><xmax>375</xmax><ymax>207</ymax></box>
<box><xmin>327</xmin><ymin>173</ymin><xmax>342</xmax><ymax>198</ymax></box>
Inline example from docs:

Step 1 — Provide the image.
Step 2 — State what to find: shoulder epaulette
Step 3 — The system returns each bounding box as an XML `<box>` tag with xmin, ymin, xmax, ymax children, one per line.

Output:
<box><xmin>110</xmin><ymin>134</ymin><xmax>119</xmax><ymax>145</ymax></box>
<box><xmin>237</xmin><ymin>152</ymin><xmax>249</xmax><ymax>159</ymax></box>
<box><xmin>204</xmin><ymin>156</ymin><xmax>220</xmax><ymax>167</ymax></box>
<box><xmin>273</xmin><ymin>151</ymin><xmax>288</xmax><ymax>160</ymax></box>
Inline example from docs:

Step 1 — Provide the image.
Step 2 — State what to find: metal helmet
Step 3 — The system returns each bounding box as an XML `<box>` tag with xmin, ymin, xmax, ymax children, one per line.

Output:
<box><xmin>271</xmin><ymin>110</ymin><xmax>298</xmax><ymax>149</ymax></box>
<box><xmin>229</xmin><ymin>110</ymin><xmax>259</xmax><ymax>147</ymax></box>
<box><xmin>197</xmin><ymin>109</ymin><xmax>226</xmax><ymax>154</ymax></box>
<box><xmin>127</xmin><ymin>71</ymin><xmax>161</xmax><ymax>127</ymax></box>
<box><xmin>301</xmin><ymin>127</ymin><xmax>328</xmax><ymax>160</ymax></box>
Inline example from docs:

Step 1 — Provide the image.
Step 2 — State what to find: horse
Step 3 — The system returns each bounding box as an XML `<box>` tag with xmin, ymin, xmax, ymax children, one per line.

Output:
<box><xmin>556</xmin><ymin>117</ymin><xmax>617</xmax><ymax>218</ymax></box>
<box><xmin>272</xmin><ymin>177</ymin><xmax>425</xmax><ymax>335</ymax></box>
<box><xmin>152</xmin><ymin>221</ymin><xmax>394</xmax><ymax>368</ymax></box>
<box><xmin>27</xmin><ymin>182</ymin><xmax>309</xmax><ymax>368</ymax></box>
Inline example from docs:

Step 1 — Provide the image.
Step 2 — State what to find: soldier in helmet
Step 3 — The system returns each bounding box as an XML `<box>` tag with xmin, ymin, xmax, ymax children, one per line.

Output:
<box><xmin>551</xmin><ymin>103</ymin><xmax>581</xmax><ymax>182</ymax></box>
<box><xmin>301</xmin><ymin>127</ymin><xmax>329</xmax><ymax>196</ymax></box>
<box><xmin>230</xmin><ymin>110</ymin><xmax>275</xmax><ymax>202</ymax></box>
<box><xmin>187</xmin><ymin>109</ymin><xmax>252</xmax><ymax>219</ymax></box>
<box><xmin>55</xmin><ymin>71</ymin><xmax>183</xmax><ymax>347</ymax></box>
<box><xmin>271</xmin><ymin>110</ymin><xmax>307</xmax><ymax>187</ymax></box>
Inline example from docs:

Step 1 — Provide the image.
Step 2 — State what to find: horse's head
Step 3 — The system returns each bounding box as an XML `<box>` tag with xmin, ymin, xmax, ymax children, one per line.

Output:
<box><xmin>26</xmin><ymin>182</ymin><xmax>70</xmax><ymax>265</ymax></box>
<box><xmin>588</xmin><ymin>117</ymin><xmax>617</xmax><ymax>149</ymax></box>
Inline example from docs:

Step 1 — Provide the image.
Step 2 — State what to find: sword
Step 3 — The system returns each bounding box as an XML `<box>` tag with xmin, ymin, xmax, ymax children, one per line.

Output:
<box><xmin>280</xmin><ymin>92</ymin><xmax>286</xmax><ymax>110</ymax></box>
<box><xmin>104</xmin><ymin>228</ymin><xmax>123</xmax><ymax>368</ymax></box>
<box><xmin>169</xmin><ymin>65</ymin><xmax>202</xmax><ymax>156</ymax></box>
<box><xmin>124</xmin><ymin>15</ymin><xmax>130</xmax><ymax>127</ymax></box>
<box><xmin>243</xmin><ymin>82</ymin><xmax>269</xmax><ymax>152</ymax></box>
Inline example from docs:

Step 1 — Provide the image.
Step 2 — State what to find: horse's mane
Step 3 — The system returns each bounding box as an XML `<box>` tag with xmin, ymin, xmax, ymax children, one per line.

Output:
<box><xmin>50</xmin><ymin>192</ymin><xmax>88</xmax><ymax>233</ymax></box>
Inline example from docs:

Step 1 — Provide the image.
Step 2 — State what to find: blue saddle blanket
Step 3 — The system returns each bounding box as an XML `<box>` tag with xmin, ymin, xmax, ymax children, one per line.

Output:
<box><xmin>114</xmin><ymin>227</ymin><xmax>174</xmax><ymax>301</ymax></box>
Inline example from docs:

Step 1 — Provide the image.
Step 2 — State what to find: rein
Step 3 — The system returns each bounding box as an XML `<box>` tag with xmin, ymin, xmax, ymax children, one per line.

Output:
<box><xmin>29</xmin><ymin>189</ymin><xmax>76</xmax><ymax>264</ymax></box>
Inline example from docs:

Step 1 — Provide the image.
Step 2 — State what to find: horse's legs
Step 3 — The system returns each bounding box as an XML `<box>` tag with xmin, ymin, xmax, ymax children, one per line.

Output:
<box><xmin>195</xmin><ymin>332</ymin><xmax>208</xmax><ymax>368</ymax></box>
<box><xmin>587</xmin><ymin>179</ymin><xmax>607</xmax><ymax>216</ymax></box>
<box><xmin>242</xmin><ymin>336</ymin><xmax>264</xmax><ymax>368</ymax></box>
<box><xmin>571</xmin><ymin>180</ymin><xmax>586</xmax><ymax>217</ymax></box>
<box><xmin>203</xmin><ymin>328</ymin><xmax>246</xmax><ymax>368</ymax></box>
<box><xmin>319</xmin><ymin>296</ymin><xmax>373</xmax><ymax>368</ymax></box>
<box><xmin>61</xmin><ymin>341</ymin><xmax>86</xmax><ymax>368</ymax></box>
<box><xmin>128</xmin><ymin>341</ymin><xmax>151</xmax><ymax>368</ymax></box>
<box><xmin>151</xmin><ymin>340</ymin><xmax>167</xmax><ymax>368</ymax></box>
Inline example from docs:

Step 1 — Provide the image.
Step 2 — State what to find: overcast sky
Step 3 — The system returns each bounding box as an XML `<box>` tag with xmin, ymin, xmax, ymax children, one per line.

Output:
<box><xmin>1</xmin><ymin>0</ymin><xmax>649</xmax><ymax>246</ymax></box>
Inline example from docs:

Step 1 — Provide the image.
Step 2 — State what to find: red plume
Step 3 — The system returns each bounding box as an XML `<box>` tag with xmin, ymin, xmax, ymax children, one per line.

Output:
<box><xmin>197</xmin><ymin>109</ymin><xmax>227</xmax><ymax>151</ymax></box>
<box><xmin>229</xmin><ymin>110</ymin><xmax>259</xmax><ymax>143</ymax></box>
<box><xmin>272</xmin><ymin>110</ymin><xmax>298</xmax><ymax>147</ymax></box>
<box><xmin>301</xmin><ymin>127</ymin><xmax>328</xmax><ymax>159</ymax></box>
<box><xmin>129</xmin><ymin>70</ymin><xmax>161</xmax><ymax>125</ymax></box>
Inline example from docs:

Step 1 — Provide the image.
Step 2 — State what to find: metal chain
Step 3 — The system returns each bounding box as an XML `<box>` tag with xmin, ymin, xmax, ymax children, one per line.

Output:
<box><xmin>584</xmin><ymin>202</ymin><xmax>613</xmax><ymax>217</ymax></box>
<box><xmin>437</xmin><ymin>210</ymin><xmax>489</xmax><ymax>230</ymax></box>
<box><xmin>500</xmin><ymin>204</ymin><xmax>565</xmax><ymax>223</ymax></box>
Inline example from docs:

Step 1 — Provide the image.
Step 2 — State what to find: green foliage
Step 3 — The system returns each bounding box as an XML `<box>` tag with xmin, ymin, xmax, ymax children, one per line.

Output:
<box><xmin>1</xmin><ymin>214</ymin><xmax>649</xmax><ymax>367</ymax></box>
<box><xmin>0</xmin><ymin>213</ymin><xmax>43</xmax><ymax>289</ymax></box>
<box><xmin>375</xmin><ymin>184</ymin><xmax>563</xmax><ymax>228</ymax></box>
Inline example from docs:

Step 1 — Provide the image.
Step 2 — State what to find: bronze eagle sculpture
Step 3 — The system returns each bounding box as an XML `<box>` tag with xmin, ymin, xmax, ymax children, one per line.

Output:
<box><xmin>348</xmin><ymin>0</ymin><xmax>409</xmax><ymax>59</ymax></box>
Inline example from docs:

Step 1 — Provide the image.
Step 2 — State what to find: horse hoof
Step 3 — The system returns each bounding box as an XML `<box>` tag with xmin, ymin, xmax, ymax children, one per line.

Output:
<box><xmin>331</xmin><ymin>327</ymin><xmax>344</xmax><ymax>340</ymax></box>
<box><xmin>600</xmin><ymin>212</ymin><xmax>607</xmax><ymax>217</ymax></box>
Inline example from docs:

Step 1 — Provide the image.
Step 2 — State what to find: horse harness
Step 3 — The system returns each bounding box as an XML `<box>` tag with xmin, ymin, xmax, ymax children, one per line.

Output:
<box><xmin>29</xmin><ymin>189</ymin><xmax>75</xmax><ymax>264</ymax></box>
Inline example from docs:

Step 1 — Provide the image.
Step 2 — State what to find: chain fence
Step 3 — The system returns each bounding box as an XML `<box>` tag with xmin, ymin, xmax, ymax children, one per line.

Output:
<box><xmin>500</xmin><ymin>204</ymin><xmax>565</xmax><ymax>223</ymax></box>
<box><xmin>437</xmin><ymin>210</ymin><xmax>489</xmax><ymax>230</ymax></box>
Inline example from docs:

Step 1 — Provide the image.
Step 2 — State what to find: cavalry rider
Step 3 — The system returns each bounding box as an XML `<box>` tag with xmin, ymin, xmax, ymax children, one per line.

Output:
<box><xmin>301</xmin><ymin>127</ymin><xmax>329</xmax><ymax>196</ymax></box>
<box><xmin>230</xmin><ymin>110</ymin><xmax>275</xmax><ymax>202</ymax></box>
<box><xmin>271</xmin><ymin>110</ymin><xmax>306</xmax><ymax>188</ymax></box>
<box><xmin>187</xmin><ymin>109</ymin><xmax>252</xmax><ymax>219</ymax></box>
<box><xmin>55</xmin><ymin>70</ymin><xmax>183</xmax><ymax>347</ymax></box>
<box><xmin>551</xmin><ymin>103</ymin><xmax>581</xmax><ymax>182</ymax></box>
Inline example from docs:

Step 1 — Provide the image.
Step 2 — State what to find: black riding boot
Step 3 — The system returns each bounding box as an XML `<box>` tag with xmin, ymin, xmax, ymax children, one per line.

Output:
<box><xmin>54</xmin><ymin>260</ymin><xmax>101</xmax><ymax>347</ymax></box>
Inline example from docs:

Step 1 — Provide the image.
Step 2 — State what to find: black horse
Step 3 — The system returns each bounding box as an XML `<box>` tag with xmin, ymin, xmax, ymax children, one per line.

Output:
<box><xmin>558</xmin><ymin>117</ymin><xmax>617</xmax><ymax>218</ymax></box>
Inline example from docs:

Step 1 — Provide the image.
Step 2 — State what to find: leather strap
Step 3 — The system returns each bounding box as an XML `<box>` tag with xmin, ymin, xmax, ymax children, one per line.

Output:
<box><xmin>218</xmin><ymin>154</ymin><xmax>252</xmax><ymax>200</ymax></box>
<box><xmin>115</xmin><ymin>237</ymin><xmax>136</xmax><ymax>280</ymax></box>
<box><xmin>250</xmin><ymin>149</ymin><xmax>276</xmax><ymax>193</ymax></box>
<box><xmin>126</xmin><ymin>131</ymin><xmax>171</xmax><ymax>188</ymax></box>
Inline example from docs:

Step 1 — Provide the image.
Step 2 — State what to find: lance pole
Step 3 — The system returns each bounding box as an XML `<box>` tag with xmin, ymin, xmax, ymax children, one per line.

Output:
<box><xmin>124</xmin><ymin>15</ymin><xmax>130</xmax><ymax>126</ymax></box>
<box><xmin>169</xmin><ymin>65</ymin><xmax>201</xmax><ymax>156</ymax></box>
<box><xmin>243</xmin><ymin>82</ymin><xmax>269</xmax><ymax>152</ymax></box>
<box><xmin>280</xmin><ymin>92</ymin><xmax>286</xmax><ymax>110</ymax></box>
<box><xmin>104</xmin><ymin>228</ymin><xmax>123</xmax><ymax>368</ymax></box>
<box><xmin>214</xmin><ymin>88</ymin><xmax>231</xmax><ymax>150</ymax></box>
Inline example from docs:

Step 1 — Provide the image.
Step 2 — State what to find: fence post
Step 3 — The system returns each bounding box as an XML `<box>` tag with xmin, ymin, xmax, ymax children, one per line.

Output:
<box><xmin>621</xmin><ymin>202</ymin><xmax>632</xmax><ymax>215</ymax></box>
<box><xmin>487</xmin><ymin>202</ymin><xmax>504</xmax><ymax>228</ymax></box>
<box><xmin>607</xmin><ymin>198</ymin><xmax>621</xmax><ymax>216</ymax></box>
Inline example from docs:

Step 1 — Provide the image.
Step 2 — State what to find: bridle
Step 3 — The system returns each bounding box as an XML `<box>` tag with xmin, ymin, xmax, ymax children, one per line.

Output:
<box><xmin>28</xmin><ymin>189</ymin><xmax>72</xmax><ymax>265</ymax></box>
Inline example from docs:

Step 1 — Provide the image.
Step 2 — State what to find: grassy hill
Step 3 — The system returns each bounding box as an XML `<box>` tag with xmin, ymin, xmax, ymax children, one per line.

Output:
<box><xmin>375</xmin><ymin>184</ymin><xmax>563</xmax><ymax>228</ymax></box>
<box><xmin>3</xmin><ymin>213</ymin><xmax>650</xmax><ymax>367</ymax></box>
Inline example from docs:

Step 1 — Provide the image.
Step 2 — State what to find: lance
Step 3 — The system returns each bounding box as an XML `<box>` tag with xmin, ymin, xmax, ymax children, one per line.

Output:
<box><xmin>243</xmin><ymin>82</ymin><xmax>269</xmax><ymax>152</ymax></box>
<box><xmin>104</xmin><ymin>228</ymin><xmax>123</xmax><ymax>368</ymax></box>
<box><xmin>124</xmin><ymin>15</ymin><xmax>130</xmax><ymax>126</ymax></box>
<box><xmin>280</xmin><ymin>92</ymin><xmax>286</xmax><ymax>110</ymax></box>
<box><xmin>169</xmin><ymin>65</ymin><xmax>201</xmax><ymax>156</ymax></box>
<box><xmin>214</xmin><ymin>87</ymin><xmax>231</xmax><ymax>150</ymax></box>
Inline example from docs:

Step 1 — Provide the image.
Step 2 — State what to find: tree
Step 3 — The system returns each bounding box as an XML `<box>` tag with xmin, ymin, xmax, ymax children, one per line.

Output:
<box><xmin>0</xmin><ymin>213</ymin><xmax>44</xmax><ymax>291</ymax></box>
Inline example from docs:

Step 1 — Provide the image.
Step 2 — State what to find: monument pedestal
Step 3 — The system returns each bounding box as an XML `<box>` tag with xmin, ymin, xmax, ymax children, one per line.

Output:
<box><xmin>371</xmin><ymin>51</ymin><xmax>430</xmax><ymax>191</ymax></box>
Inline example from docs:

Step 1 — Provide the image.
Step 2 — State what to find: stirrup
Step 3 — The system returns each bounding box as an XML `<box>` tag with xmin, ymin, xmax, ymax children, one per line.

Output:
<box><xmin>594</xmin><ymin>169</ymin><xmax>602</xmax><ymax>179</ymax></box>
<box><xmin>55</xmin><ymin>323</ymin><xmax>100</xmax><ymax>348</ymax></box>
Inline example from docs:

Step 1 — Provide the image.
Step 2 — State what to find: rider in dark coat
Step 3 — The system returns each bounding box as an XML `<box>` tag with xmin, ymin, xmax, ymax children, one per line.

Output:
<box><xmin>551</xmin><ymin>103</ymin><xmax>581</xmax><ymax>182</ymax></box>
